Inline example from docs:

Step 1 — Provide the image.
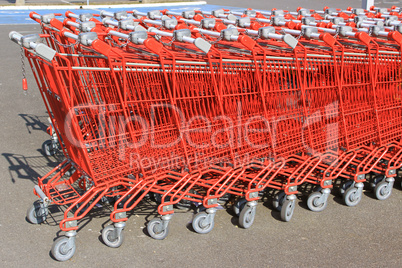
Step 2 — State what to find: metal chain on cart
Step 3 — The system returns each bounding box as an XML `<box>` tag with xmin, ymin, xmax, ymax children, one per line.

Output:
<box><xmin>20</xmin><ymin>45</ymin><xmax>26</xmax><ymax>81</ymax></box>
<box><xmin>368</xmin><ymin>27</ymin><xmax>374</xmax><ymax>36</ymax></box>
<box><xmin>106</xmin><ymin>32</ymin><xmax>131</xmax><ymax>48</ymax></box>
<box><xmin>120</xmin><ymin>38</ymin><xmax>131</xmax><ymax>48</ymax></box>
<box><xmin>156</xmin><ymin>34</ymin><xmax>175</xmax><ymax>46</ymax></box>
<box><xmin>334</xmin><ymin>27</ymin><xmax>340</xmax><ymax>39</ymax></box>
<box><xmin>20</xmin><ymin>45</ymin><xmax>28</xmax><ymax>93</ymax></box>
<box><xmin>198</xmin><ymin>24</ymin><xmax>223</xmax><ymax>44</ymax></box>
<box><xmin>50</xmin><ymin>31</ymin><xmax>79</xmax><ymax>48</ymax></box>
<box><xmin>296</xmin><ymin>27</ymin><xmax>305</xmax><ymax>40</ymax></box>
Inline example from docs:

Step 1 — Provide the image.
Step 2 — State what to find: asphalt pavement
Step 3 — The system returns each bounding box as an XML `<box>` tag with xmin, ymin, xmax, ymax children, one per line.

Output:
<box><xmin>0</xmin><ymin>1</ymin><xmax>401</xmax><ymax>267</ymax></box>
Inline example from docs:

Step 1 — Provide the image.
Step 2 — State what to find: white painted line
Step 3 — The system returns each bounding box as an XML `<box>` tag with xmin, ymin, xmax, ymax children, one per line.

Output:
<box><xmin>0</xmin><ymin>1</ymin><xmax>207</xmax><ymax>10</ymax></box>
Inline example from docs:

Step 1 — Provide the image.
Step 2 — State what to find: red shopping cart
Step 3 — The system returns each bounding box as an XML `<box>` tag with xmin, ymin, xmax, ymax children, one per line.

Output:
<box><xmin>9</xmin><ymin>5</ymin><xmax>402</xmax><ymax>262</ymax></box>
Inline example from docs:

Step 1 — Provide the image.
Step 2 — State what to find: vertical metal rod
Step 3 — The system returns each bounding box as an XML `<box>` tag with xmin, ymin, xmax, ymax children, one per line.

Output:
<box><xmin>362</xmin><ymin>0</ymin><xmax>374</xmax><ymax>9</ymax></box>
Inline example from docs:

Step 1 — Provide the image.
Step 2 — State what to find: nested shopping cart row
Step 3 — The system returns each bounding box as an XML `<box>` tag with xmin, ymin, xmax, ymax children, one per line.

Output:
<box><xmin>9</xmin><ymin>5</ymin><xmax>402</xmax><ymax>261</ymax></box>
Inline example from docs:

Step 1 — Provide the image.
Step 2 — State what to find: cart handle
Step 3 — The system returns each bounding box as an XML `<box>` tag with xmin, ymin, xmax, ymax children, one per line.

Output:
<box><xmin>148</xmin><ymin>27</ymin><xmax>211</xmax><ymax>53</ymax></box>
<box><xmin>9</xmin><ymin>31</ymin><xmax>56</xmax><ymax>62</ymax></box>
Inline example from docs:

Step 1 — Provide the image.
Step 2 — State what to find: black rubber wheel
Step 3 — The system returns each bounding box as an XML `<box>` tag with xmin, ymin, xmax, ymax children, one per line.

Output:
<box><xmin>42</xmin><ymin>140</ymin><xmax>56</xmax><ymax>156</ymax></box>
<box><xmin>102</xmin><ymin>225</ymin><xmax>124</xmax><ymax>248</ymax></box>
<box><xmin>369</xmin><ymin>175</ymin><xmax>384</xmax><ymax>190</ymax></box>
<box><xmin>343</xmin><ymin>187</ymin><xmax>361</xmax><ymax>207</ymax></box>
<box><xmin>192</xmin><ymin>212</ymin><xmax>214</xmax><ymax>234</ymax></box>
<box><xmin>147</xmin><ymin>218</ymin><xmax>169</xmax><ymax>240</ymax></box>
<box><xmin>307</xmin><ymin>192</ymin><xmax>328</xmax><ymax>212</ymax></box>
<box><xmin>51</xmin><ymin>237</ymin><xmax>76</xmax><ymax>262</ymax></box>
<box><xmin>339</xmin><ymin>180</ymin><xmax>354</xmax><ymax>196</ymax></box>
<box><xmin>272</xmin><ymin>191</ymin><xmax>286</xmax><ymax>212</ymax></box>
<box><xmin>26</xmin><ymin>200</ymin><xmax>48</xmax><ymax>224</ymax></box>
<box><xmin>374</xmin><ymin>181</ymin><xmax>392</xmax><ymax>201</ymax></box>
<box><xmin>239</xmin><ymin>205</ymin><xmax>256</xmax><ymax>229</ymax></box>
<box><xmin>233</xmin><ymin>198</ymin><xmax>247</xmax><ymax>216</ymax></box>
<box><xmin>280</xmin><ymin>199</ymin><xmax>295</xmax><ymax>222</ymax></box>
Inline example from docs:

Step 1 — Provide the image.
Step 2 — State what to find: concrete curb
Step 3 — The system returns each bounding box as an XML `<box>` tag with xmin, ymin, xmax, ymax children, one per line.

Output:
<box><xmin>0</xmin><ymin>1</ymin><xmax>207</xmax><ymax>10</ymax></box>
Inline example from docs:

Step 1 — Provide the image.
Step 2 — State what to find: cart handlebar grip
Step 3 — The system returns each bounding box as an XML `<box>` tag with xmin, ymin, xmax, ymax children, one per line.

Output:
<box><xmin>65</xmin><ymin>10</ymin><xmax>78</xmax><ymax>19</ymax></box>
<box><xmin>108</xmin><ymin>30</ymin><xmax>129</xmax><ymax>40</ymax></box>
<box><xmin>132</xmin><ymin>9</ymin><xmax>147</xmax><ymax>17</ymax></box>
<box><xmin>166</xmin><ymin>10</ymin><xmax>181</xmax><ymax>16</ymax></box>
<box><xmin>9</xmin><ymin>31</ymin><xmax>23</xmax><ymax>43</ymax></box>
<box><xmin>143</xmin><ymin>19</ymin><xmax>162</xmax><ymax>26</ymax></box>
<box><xmin>181</xmin><ymin>18</ymin><xmax>201</xmax><ymax>26</ymax></box>
<box><xmin>148</xmin><ymin>27</ymin><xmax>211</xmax><ymax>53</ymax></box>
<box><xmin>102</xmin><ymin>18</ymin><xmax>118</xmax><ymax>27</ymax></box>
<box><xmin>100</xmin><ymin>10</ymin><xmax>114</xmax><ymax>18</ymax></box>
<box><xmin>9</xmin><ymin>31</ymin><xmax>56</xmax><ymax>62</ymax></box>
<box><xmin>34</xmin><ymin>185</ymin><xmax>49</xmax><ymax>203</ymax></box>
<box><xmin>63</xmin><ymin>31</ymin><xmax>78</xmax><ymax>40</ymax></box>
<box><xmin>148</xmin><ymin>26</ymin><xmax>173</xmax><ymax>37</ymax></box>
<box><xmin>65</xmin><ymin>19</ymin><xmax>79</xmax><ymax>29</ymax></box>
<box><xmin>29</xmin><ymin>12</ymin><xmax>41</xmax><ymax>23</ymax></box>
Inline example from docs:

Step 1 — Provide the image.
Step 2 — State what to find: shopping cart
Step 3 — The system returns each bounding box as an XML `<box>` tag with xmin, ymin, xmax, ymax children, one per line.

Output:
<box><xmin>9</xmin><ymin>5</ymin><xmax>402</xmax><ymax>262</ymax></box>
<box><xmin>74</xmin><ymin>5</ymin><xmax>402</xmax><ymax>214</ymax></box>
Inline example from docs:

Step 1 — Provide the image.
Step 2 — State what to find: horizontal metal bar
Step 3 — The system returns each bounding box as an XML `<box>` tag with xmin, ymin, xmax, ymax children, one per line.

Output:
<box><xmin>69</xmin><ymin>64</ymin><xmax>384</xmax><ymax>74</ymax></box>
<box><xmin>59</xmin><ymin>53</ymin><xmax>107</xmax><ymax>59</ymax></box>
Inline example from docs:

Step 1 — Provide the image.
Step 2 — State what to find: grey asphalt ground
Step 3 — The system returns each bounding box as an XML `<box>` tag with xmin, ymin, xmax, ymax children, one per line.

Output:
<box><xmin>0</xmin><ymin>1</ymin><xmax>401</xmax><ymax>267</ymax></box>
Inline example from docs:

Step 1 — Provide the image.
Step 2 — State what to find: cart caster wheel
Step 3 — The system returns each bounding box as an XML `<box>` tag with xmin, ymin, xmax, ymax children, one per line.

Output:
<box><xmin>175</xmin><ymin>189</ymin><xmax>198</xmax><ymax>210</ymax></box>
<box><xmin>152</xmin><ymin>193</ymin><xmax>171</xmax><ymax>205</ymax></box>
<box><xmin>369</xmin><ymin>175</ymin><xmax>384</xmax><ymax>190</ymax></box>
<box><xmin>51</xmin><ymin>237</ymin><xmax>76</xmax><ymax>262</ymax></box>
<box><xmin>233</xmin><ymin>198</ymin><xmax>247</xmax><ymax>216</ymax></box>
<box><xmin>339</xmin><ymin>181</ymin><xmax>354</xmax><ymax>196</ymax></box>
<box><xmin>307</xmin><ymin>192</ymin><xmax>328</xmax><ymax>212</ymax></box>
<box><xmin>26</xmin><ymin>200</ymin><xmax>48</xmax><ymax>224</ymax></box>
<box><xmin>153</xmin><ymin>193</ymin><xmax>162</xmax><ymax>204</ymax></box>
<box><xmin>343</xmin><ymin>187</ymin><xmax>362</xmax><ymax>207</ymax></box>
<box><xmin>218</xmin><ymin>193</ymin><xmax>231</xmax><ymax>205</ymax></box>
<box><xmin>175</xmin><ymin>199</ymin><xmax>192</xmax><ymax>210</ymax></box>
<box><xmin>280</xmin><ymin>199</ymin><xmax>295</xmax><ymax>222</ymax></box>
<box><xmin>147</xmin><ymin>218</ymin><xmax>169</xmax><ymax>240</ymax></box>
<box><xmin>64</xmin><ymin>168</ymin><xmax>75</xmax><ymax>178</ymax></box>
<box><xmin>42</xmin><ymin>140</ymin><xmax>57</xmax><ymax>156</ymax></box>
<box><xmin>374</xmin><ymin>181</ymin><xmax>393</xmax><ymax>200</ymax></box>
<box><xmin>192</xmin><ymin>212</ymin><xmax>214</xmax><ymax>234</ymax></box>
<box><xmin>239</xmin><ymin>205</ymin><xmax>256</xmax><ymax>229</ymax></box>
<box><xmin>272</xmin><ymin>191</ymin><xmax>286</xmax><ymax>212</ymax></box>
<box><xmin>102</xmin><ymin>225</ymin><xmax>124</xmax><ymax>248</ymax></box>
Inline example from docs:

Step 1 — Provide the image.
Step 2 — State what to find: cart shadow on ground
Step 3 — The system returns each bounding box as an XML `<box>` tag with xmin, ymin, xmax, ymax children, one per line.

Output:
<box><xmin>4</xmin><ymin>113</ymin><xmax>65</xmax><ymax>183</ymax></box>
<box><xmin>2</xmin><ymin>152</ymin><xmax>62</xmax><ymax>184</ymax></box>
<box><xmin>19</xmin><ymin>113</ymin><xmax>49</xmax><ymax>134</ymax></box>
